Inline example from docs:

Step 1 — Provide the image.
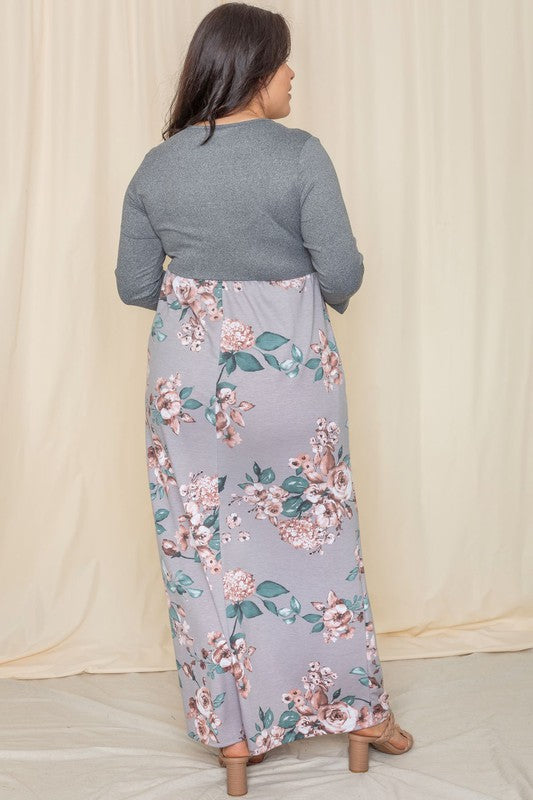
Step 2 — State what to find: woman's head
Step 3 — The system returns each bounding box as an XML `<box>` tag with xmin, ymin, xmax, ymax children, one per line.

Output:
<box><xmin>162</xmin><ymin>2</ymin><xmax>294</xmax><ymax>142</ymax></box>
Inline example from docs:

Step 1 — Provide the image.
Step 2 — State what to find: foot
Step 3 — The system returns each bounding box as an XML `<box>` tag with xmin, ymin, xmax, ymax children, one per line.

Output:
<box><xmin>221</xmin><ymin>740</ymin><xmax>251</xmax><ymax>758</ymax></box>
<box><xmin>355</xmin><ymin>716</ymin><xmax>410</xmax><ymax>751</ymax></box>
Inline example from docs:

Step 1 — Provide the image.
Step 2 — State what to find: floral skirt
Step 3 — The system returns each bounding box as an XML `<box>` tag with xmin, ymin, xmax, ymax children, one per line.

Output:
<box><xmin>144</xmin><ymin>267</ymin><xmax>390</xmax><ymax>757</ymax></box>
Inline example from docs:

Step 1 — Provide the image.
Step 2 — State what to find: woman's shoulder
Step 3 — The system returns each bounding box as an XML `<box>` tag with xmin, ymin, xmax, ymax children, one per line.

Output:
<box><xmin>267</xmin><ymin>120</ymin><xmax>320</xmax><ymax>153</ymax></box>
<box><xmin>128</xmin><ymin>121</ymin><xmax>320</xmax><ymax>190</ymax></box>
<box><xmin>147</xmin><ymin>119</ymin><xmax>316</xmax><ymax>156</ymax></box>
<box><xmin>267</xmin><ymin>119</ymin><xmax>314</xmax><ymax>140</ymax></box>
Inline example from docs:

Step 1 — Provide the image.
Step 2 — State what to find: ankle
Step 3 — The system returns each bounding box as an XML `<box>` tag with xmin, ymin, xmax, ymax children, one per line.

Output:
<box><xmin>357</xmin><ymin>720</ymin><xmax>387</xmax><ymax>735</ymax></box>
<box><xmin>222</xmin><ymin>740</ymin><xmax>249</xmax><ymax>756</ymax></box>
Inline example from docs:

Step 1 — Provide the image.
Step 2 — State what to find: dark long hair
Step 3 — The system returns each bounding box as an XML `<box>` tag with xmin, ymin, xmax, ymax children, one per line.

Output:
<box><xmin>161</xmin><ymin>2</ymin><xmax>291</xmax><ymax>144</ymax></box>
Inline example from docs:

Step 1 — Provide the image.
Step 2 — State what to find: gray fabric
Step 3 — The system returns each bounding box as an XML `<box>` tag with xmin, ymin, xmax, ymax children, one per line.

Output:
<box><xmin>115</xmin><ymin>118</ymin><xmax>364</xmax><ymax>314</ymax></box>
<box><xmin>144</xmin><ymin>269</ymin><xmax>390</xmax><ymax>756</ymax></box>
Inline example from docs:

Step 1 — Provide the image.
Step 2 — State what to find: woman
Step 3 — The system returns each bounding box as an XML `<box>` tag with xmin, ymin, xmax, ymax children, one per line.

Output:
<box><xmin>115</xmin><ymin>3</ymin><xmax>413</xmax><ymax>795</ymax></box>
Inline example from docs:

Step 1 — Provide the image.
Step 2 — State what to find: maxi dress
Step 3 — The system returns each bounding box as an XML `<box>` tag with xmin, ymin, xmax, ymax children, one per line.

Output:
<box><xmin>143</xmin><ymin>267</ymin><xmax>391</xmax><ymax>757</ymax></box>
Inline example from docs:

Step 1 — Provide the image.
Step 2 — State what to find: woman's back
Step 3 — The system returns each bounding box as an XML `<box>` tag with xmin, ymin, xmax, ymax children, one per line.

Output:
<box><xmin>115</xmin><ymin>117</ymin><xmax>364</xmax><ymax>314</ymax></box>
<box><xmin>119</xmin><ymin>6</ymin><xmax>407</xmax><ymax>784</ymax></box>
<box><xmin>138</xmin><ymin>116</ymin><xmax>392</xmax><ymax>770</ymax></box>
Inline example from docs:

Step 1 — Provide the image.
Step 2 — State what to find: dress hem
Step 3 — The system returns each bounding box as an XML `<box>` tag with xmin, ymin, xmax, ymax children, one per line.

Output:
<box><xmin>201</xmin><ymin>709</ymin><xmax>393</xmax><ymax>758</ymax></box>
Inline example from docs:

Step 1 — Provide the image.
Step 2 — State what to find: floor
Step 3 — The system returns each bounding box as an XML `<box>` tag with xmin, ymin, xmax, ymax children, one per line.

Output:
<box><xmin>1</xmin><ymin>649</ymin><xmax>531</xmax><ymax>799</ymax></box>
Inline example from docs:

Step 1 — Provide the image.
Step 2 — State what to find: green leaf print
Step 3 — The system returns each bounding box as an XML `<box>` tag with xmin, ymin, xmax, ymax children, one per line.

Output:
<box><xmin>290</xmin><ymin>596</ymin><xmax>301</xmax><ymax>614</ymax></box>
<box><xmin>226</xmin><ymin>604</ymin><xmax>239</xmax><ymax>618</ymax></box>
<box><xmin>179</xmin><ymin>386</ymin><xmax>193</xmax><ymax>399</ymax></box>
<box><xmin>305</xmin><ymin>357</ymin><xmax>321</xmax><ymax>369</ymax></box>
<box><xmin>154</xmin><ymin>508</ymin><xmax>169</xmax><ymax>522</ymax></box>
<box><xmin>204</xmin><ymin>407</ymin><xmax>216</xmax><ymax>425</ymax></box>
<box><xmin>314</xmin><ymin>367</ymin><xmax>324</xmax><ymax>381</ymax></box>
<box><xmin>149</xmin><ymin>407</ymin><xmax>165</xmax><ymax>426</ymax></box>
<box><xmin>263</xmin><ymin>708</ymin><xmax>274</xmax><ymax>728</ymax></box>
<box><xmin>164</xmin><ymin>570</ymin><xmax>203</xmax><ymax>599</ymax></box>
<box><xmin>302</xmin><ymin>613</ymin><xmax>322</xmax><ymax>623</ymax></box>
<box><xmin>278</xmin><ymin>710</ymin><xmax>300</xmax><ymax>729</ymax></box>
<box><xmin>234</xmin><ymin>351</ymin><xmax>264</xmax><ymax>371</ymax></box>
<box><xmin>279</xmin><ymin>358</ymin><xmax>299</xmax><ymax>376</ymax></box>
<box><xmin>344</xmin><ymin>595</ymin><xmax>364</xmax><ymax>613</ymax></box>
<box><xmin>349</xmin><ymin>667</ymin><xmax>368</xmax><ymax>676</ymax></box>
<box><xmin>345</xmin><ymin>566</ymin><xmax>360</xmax><ymax>581</ymax></box>
<box><xmin>203</xmin><ymin>511</ymin><xmax>218</xmax><ymax>527</ymax></box>
<box><xmin>150</xmin><ymin>313</ymin><xmax>167</xmax><ymax>342</ymax></box>
<box><xmin>259</xmin><ymin>467</ymin><xmax>275</xmax><ymax>483</ymax></box>
<box><xmin>291</xmin><ymin>344</ymin><xmax>303</xmax><ymax>362</ymax></box>
<box><xmin>225</xmin><ymin>355</ymin><xmax>237</xmax><ymax>373</ymax></box>
<box><xmin>281</xmin><ymin>475</ymin><xmax>309</xmax><ymax>494</ymax></box>
<box><xmin>213</xmin><ymin>692</ymin><xmax>225</xmax><ymax>708</ymax></box>
<box><xmin>240</xmin><ymin>600</ymin><xmax>263</xmax><ymax>618</ymax></box>
<box><xmin>256</xmin><ymin>580</ymin><xmax>289</xmax><ymax>598</ymax></box>
<box><xmin>281</xmin><ymin>496</ymin><xmax>305</xmax><ymax>516</ymax></box>
<box><xmin>262</xmin><ymin>353</ymin><xmax>281</xmax><ymax>369</ymax></box>
<box><xmin>149</xmin><ymin>481</ymin><xmax>165</xmax><ymax>502</ymax></box>
<box><xmin>261</xmin><ymin>600</ymin><xmax>279</xmax><ymax>615</ymax></box>
<box><xmin>278</xmin><ymin>607</ymin><xmax>295</xmax><ymax>618</ymax></box>
<box><xmin>182</xmin><ymin>398</ymin><xmax>202</xmax><ymax>409</ymax></box>
<box><xmin>254</xmin><ymin>332</ymin><xmax>290</xmax><ymax>350</ymax></box>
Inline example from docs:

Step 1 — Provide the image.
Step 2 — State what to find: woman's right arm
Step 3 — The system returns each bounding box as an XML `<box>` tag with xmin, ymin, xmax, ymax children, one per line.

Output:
<box><xmin>297</xmin><ymin>135</ymin><xmax>364</xmax><ymax>314</ymax></box>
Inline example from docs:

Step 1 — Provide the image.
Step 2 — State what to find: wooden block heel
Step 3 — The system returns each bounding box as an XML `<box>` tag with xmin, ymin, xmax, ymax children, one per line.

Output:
<box><xmin>217</xmin><ymin>752</ymin><xmax>250</xmax><ymax>796</ymax></box>
<box><xmin>348</xmin><ymin>710</ymin><xmax>414</xmax><ymax>772</ymax></box>
<box><xmin>348</xmin><ymin>733</ymin><xmax>370</xmax><ymax>772</ymax></box>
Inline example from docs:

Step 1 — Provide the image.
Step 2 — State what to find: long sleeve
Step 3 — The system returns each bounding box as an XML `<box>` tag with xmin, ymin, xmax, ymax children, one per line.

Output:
<box><xmin>115</xmin><ymin>156</ymin><xmax>166</xmax><ymax>310</ymax></box>
<box><xmin>298</xmin><ymin>135</ymin><xmax>364</xmax><ymax>314</ymax></box>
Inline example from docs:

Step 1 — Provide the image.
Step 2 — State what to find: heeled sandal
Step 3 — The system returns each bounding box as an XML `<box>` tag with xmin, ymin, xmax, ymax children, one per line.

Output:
<box><xmin>348</xmin><ymin>709</ymin><xmax>414</xmax><ymax>772</ymax></box>
<box><xmin>217</xmin><ymin>746</ymin><xmax>266</xmax><ymax>796</ymax></box>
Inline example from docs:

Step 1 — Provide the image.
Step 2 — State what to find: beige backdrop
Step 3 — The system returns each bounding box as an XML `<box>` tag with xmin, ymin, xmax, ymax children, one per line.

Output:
<box><xmin>1</xmin><ymin>0</ymin><xmax>532</xmax><ymax>679</ymax></box>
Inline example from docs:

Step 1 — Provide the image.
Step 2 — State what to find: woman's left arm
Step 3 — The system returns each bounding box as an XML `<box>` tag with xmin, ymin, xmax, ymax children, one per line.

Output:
<box><xmin>115</xmin><ymin>156</ymin><xmax>166</xmax><ymax>310</ymax></box>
